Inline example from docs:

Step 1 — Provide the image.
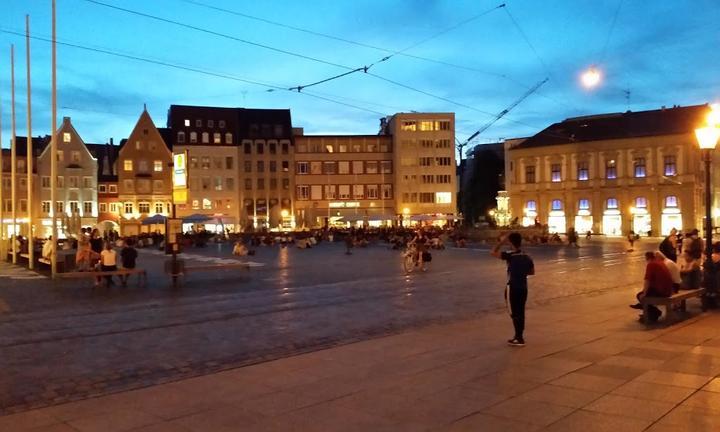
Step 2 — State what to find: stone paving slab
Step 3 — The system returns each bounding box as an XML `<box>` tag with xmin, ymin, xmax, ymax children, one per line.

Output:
<box><xmin>3</xmin><ymin>281</ymin><xmax>720</xmax><ymax>431</ymax></box>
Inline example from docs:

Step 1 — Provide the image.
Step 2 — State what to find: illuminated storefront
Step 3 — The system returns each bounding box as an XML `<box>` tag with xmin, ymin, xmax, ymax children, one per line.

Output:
<box><xmin>522</xmin><ymin>200</ymin><xmax>537</xmax><ymax>227</ymax></box>
<box><xmin>602</xmin><ymin>198</ymin><xmax>622</xmax><ymax>236</ymax></box>
<box><xmin>547</xmin><ymin>199</ymin><xmax>566</xmax><ymax>233</ymax></box>
<box><xmin>661</xmin><ymin>195</ymin><xmax>682</xmax><ymax>235</ymax></box>
<box><xmin>574</xmin><ymin>198</ymin><xmax>593</xmax><ymax>233</ymax></box>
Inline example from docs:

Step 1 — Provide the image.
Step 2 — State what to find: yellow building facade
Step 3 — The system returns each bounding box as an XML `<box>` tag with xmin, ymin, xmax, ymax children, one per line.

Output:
<box><xmin>506</xmin><ymin>105</ymin><xmax>713</xmax><ymax>236</ymax></box>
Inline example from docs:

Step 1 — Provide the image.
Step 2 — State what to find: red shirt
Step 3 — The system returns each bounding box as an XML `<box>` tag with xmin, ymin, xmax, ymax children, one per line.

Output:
<box><xmin>644</xmin><ymin>260</ymin><xmax>674</xmax><ymax>297</ymax></box>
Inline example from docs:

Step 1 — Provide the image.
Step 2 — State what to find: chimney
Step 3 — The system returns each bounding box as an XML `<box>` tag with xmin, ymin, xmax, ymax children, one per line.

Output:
<box><xmin>110</xmin><ymin>137</ymin><xmax>114</xmax><ymax>146</ymax></box>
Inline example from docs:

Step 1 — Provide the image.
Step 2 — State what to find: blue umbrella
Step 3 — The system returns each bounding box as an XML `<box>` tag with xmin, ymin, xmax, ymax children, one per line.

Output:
<box><xmin>142</xmin><ymin>214</ymin><xmax>167</xmax><ymax>225</ymax></box>
<box><xmin>182</xmin><ymin>213</ymin><xmax>212</xmax><ymax>223</ymax></box>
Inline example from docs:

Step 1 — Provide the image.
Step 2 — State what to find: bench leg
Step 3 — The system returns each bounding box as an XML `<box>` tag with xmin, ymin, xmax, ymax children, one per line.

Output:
<box><xmin>665</xmin><ymin>304</ymin><xmax>674</xmax><ymax>323</ymax></box>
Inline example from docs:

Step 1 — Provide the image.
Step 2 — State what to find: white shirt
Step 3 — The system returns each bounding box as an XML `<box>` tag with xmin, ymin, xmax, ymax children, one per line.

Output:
<box><xmin>100</xmin><ymin>249</ymin><xmax>117</xmax><ymax>266</ymax></box>
<box><xmin>664</xmin><ymin>258</ymin><xmax>682</xmax><ymax>284</ymax></box>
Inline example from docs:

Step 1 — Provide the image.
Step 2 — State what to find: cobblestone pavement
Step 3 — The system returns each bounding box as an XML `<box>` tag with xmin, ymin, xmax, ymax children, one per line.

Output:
<box><xmin>0</xmin><ymin>238</ymin><xmax>648</xmax><ymax>414</ymax></box>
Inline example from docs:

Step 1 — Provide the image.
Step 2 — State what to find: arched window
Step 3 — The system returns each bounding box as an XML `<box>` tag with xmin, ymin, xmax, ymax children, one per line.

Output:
<box><xmin>189</xmin><ymin>132</ymin><xmax>197</xmax><ymax>143</ymax></box>
<box><xmin>607</xmin><ymin>198</ymin><xmax>618</xmax><ymax>209</ymax></box>
<box><xmin>177</xmin><ymin>131</ymin><xmax>185</xmax><ymax>143</ymax></box>
<box><xmin>225</xmin><ymin>133</ymin><xmax>232</xmax><ymax>144</ymax></box>
<box><xmin>578</xmin><ymin>199</ymin><xmax>590</xmax><ymax>210</ymax></box>
<box><xmin>525</xmin><ymin>200</ymin><xmax>537</xmax><ymax>211</ymax></box>
<box><xmin>665</xmin><ymin>196</ymin><xmax>678</xmax><ymax>207</ymax></box>
<box><xmin>551</xmin><ymin>199</ymin><xmax>562</xmax><ymax>211</ymax></box>
<box><xmin>201</xmin><ymin>132</ymin><xmax>209</xmax><ymax>144</ymax></box>
<box><xmin>213</xmin><ymin>133</ymin><xmax>221</xmax><ymax>144</ymax></box>
<box><xmin>635</xmin><ymin>197</ymin><xmax>647</xmax><ymax>208</ymax></box>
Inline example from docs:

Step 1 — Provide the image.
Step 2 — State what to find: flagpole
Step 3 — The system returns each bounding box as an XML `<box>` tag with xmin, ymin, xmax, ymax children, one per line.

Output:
<box><xmin>10</xmin><ymin>44</ymin><xmax>17</xmax><ymax>264</ymax></box>
<box><xmin>50</xmin><ymin>0</ymin><xmax>58</xmax><ymax>278</ymax></box>
<box><xmin>26</xmin><ymin>15</ymin><xmax>34</xmax><ymax>270</ymax></box>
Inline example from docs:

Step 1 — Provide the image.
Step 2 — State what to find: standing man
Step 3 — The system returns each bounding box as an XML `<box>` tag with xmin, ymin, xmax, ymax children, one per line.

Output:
<box><xmin>492</xmin><ymin>232</ymin><xmax>535</xmax><ymax>347</ymax></box>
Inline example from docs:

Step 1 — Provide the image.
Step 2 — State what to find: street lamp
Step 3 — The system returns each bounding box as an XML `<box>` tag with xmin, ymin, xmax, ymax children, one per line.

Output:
<box><xmin>695</xmin><ymin>106</ymin><xmax>720</xmax><ymax>297</ymax></box>
<box><xmin>580</xmin><ymin>66</ymin><xmax>602</xmax><ymax>89</ymax></box>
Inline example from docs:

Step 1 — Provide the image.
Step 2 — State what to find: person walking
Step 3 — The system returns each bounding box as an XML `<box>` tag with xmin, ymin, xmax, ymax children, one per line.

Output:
<box><xmin>120</xmin><ymin>239</ymin><xmax>138</xmax><ymax>287</ymax></box>
<box><xmin>99</xmin><ymin>242</ymin><xmax>118</xmax><ymax>287</ymax></box>
<box><xmin>491</xmin><ymin>232</ymin><xmax>535</xmax><ymax>347</ymax></box>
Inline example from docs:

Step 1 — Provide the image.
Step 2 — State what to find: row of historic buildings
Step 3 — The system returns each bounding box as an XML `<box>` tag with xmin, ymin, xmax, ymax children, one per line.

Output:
<box><xmin>504</xmin><ymin>104</ymin><xmax>714</xmax><ymax>236</ymax></box>
<box><xmin>0</xmin><ymin>106</ymin><xmax>457</xmax><ymax>238</ymax></box>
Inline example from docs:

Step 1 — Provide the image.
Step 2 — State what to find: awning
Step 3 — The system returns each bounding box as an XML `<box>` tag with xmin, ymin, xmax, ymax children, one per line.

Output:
<box><xmin>337</xmin><ymin>215</ymin><xmax>365</xmax><ymax>222</ymax></box>
<box><xmin>142</xmin><ymin>214</ymin><xmax>167</xmax><ymax>225</ymax></box>
<box><xmin>183</xmin><ymin>213</ymin><xmax>213</xmax><ymax>223</ymax></box>
<box><xmin>367</xmin><ymin>214</ymin><xmax>395</xmax><ymax>221</ymax></box>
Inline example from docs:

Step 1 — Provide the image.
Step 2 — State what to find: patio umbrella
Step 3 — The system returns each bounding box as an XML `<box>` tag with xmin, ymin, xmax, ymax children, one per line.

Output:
<box><xmin>142</xmin><ymin>214</ymin><xmax>167</xmax><ymax>225</ymax></box>
<box><xmin>182</xmin><ymin>213</ymin><xmax>212</xmax><ymax>223</ymax></box>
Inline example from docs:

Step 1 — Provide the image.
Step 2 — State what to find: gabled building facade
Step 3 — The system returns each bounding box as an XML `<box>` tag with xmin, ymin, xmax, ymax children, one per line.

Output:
<box><xmin>87</xmin><ymin>140</ymin><xmax>120</xmax><ymax>235</ymax></box>
<box><xmin>36</xmin><ymin>117</ymin><xmax>98</xmax><ymax>238</ymax></box>
<box><xmin>117</xmin><ymin>109</ymin><xmax>172</xmax><ymax>235</ymax></box>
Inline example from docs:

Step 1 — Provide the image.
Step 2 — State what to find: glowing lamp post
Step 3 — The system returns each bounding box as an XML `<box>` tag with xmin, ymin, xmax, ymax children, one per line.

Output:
<box><xmin>695</xmin><ymin>106</ymin><xmax>720</xmax><ymax>294</ymax></box>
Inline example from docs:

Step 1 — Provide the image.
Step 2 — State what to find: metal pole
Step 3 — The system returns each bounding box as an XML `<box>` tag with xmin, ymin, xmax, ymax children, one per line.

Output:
<box><xmin>26</xmin><ymin>15</ymin><xmax>34</xmax><ymax>270</ymax></box>
<box><xmin>703</xmin><ymin>149</ymin><xmax>714</xmax><ymax>292</ymax></box>
<box><xmin>10</xmin><ymin>44</ymin><xmax>17</xmax><ymax>264</ymax></box>
<box><xmin>50</xmin><ymin>0</ymin><xmax>58</xmax><ymax>278</ymax></box>
<box><xmin>0</xmin><ymin>89</ymin><xmax>4</xmax><ymax>259</ymax></box>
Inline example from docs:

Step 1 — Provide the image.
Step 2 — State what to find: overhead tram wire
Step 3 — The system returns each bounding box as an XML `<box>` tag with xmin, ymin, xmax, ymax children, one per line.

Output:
<box><xmin>180</xmin><ymin>0</ymin><xmax>510</xmax><ymax>81</ymax></box>
<box><xmin>599</xmin><ymin>0</ymin><xmax>625</xmax><ymax>63</ymax></box>
<box><xmin>502</xmin><ymin>6</ymin><xmax>580</xmax><ymax>112</ymax></box>
<box><xmin>183</xmin><ymin>0</ymin><xmax>572</xmax><ymax>112</ymax></box>
<box><xmin>286</xmin><ymin>3</ymin><xmax>505</xmax><ymax>92</ymax></box>
<box><xmin>76</xmin><ymin>0</ymin><xmax>550</xmax><ymax>128</ymax></box>
<box><xmin>81</xmin><ymin>0</ymin><xmax>352</xmax><ymax>71</ymax></box>
<box><xmin>0</xmin><ymin>28</ymin><xmax>386</xmax><ymax>117</ymax></box>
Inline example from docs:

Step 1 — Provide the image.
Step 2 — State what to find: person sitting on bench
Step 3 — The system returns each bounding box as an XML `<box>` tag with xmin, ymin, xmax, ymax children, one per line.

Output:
<box><xmin>630</xmin><ymin>251</ymin><xmax>674</xmax><ymax>323</ymax></box>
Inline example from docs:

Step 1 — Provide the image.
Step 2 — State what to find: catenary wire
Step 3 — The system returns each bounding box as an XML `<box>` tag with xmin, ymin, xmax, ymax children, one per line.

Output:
<box><xmin>77</xmin><ymin>0</ymin><xmax>557</xmax><ymax>131</ymax></box>
<box><xmin>0</xmin><ymin>28</ymin><xmax>386</xmax><ymax>117</ymax></box>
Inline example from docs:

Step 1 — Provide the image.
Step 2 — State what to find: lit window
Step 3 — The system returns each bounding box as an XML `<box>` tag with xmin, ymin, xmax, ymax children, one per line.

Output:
<box><xmin>665</xmin><ymin>196</ymin><xmax>678</xmax><ymax>207</ymax></box>
<box><xmin>551</xmin><ymin>164</ymin><xmax>561</xmax><ymax>182</ymax></box>
<box><xmin>577</xmin><ymin>162</ymin><xmax>589</xmax><ymax>181</ymax></box>
<box><xmin>606</xmin><ymin>160</ymin><xmax>617</xmax><ymax>179</ymax></box>
<box><xmin>526</xmin><ymin>200</ymin><xmax>537</xmax><ymax>211</ymax></box>
<box><xmin>578</xmin><ymin>199</ymin><xmax>590</xmax><ymax>210</ymax></box>
<box><xmin>401</xmin><ymin>121</ymin><xmax>416</xmax><ymax>131</ymax></box>
<box><xmin>124</xmin><ymin>160</ymin><xmax>133</xmax><ymax>171</ymax></box>
<box><xmin>184</xmin><ymin>119</ymin><xmax>190</xmax><ymax>127</ymax></box>
<box><xmin>551</xmin><ymin>199</ymin><xmax>563</xmax><ymax>211</ymax></box>
<box><xmin>435</xmin><ymin>192</ymin><xmax>452</xmax><ymax>204</ymax></box>
<box><xmin>635</xmin><ymin>197</ymin><xmax>647</xmax><ymax>208</ymax></box>
<box><xmin>154</xmin><ymin>160</ymin><xmax>163</xmax><ymax>172</ymax></box>
<box><xmin>607</xmin><ymin>198</ymin><xmax>618</xmax><ymax>209</ymax></box>
<box><xmin>63</xmin><ymin>132</ymin><xmax>71</xmax><ymax>142</ymax></box>
<box><xmin>634</xmin><ymin>157</ymin><xmax>646</xmax><ymax>178</ymax></box>
<box><xmin>213</xmin><ymin>133</ymin><xmax>221</xmax><ymax>144</ymax></box>
<box><xmin>664</xmin><ymin>155</ymin><xmax>677</xmax><ymax>176</ymax></box>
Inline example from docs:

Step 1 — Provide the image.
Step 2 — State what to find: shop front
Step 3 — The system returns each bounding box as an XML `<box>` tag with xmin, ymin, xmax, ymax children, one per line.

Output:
<box><xmin>547</xmin><ymin>211</ymin><xmax>566</xmax><ymax>234</ymax></box>
<box><xmin>574</xmin><ymin>211</ymin><xmax>593</xmax><ymax>234</ymax></box>
<box><xmin>661</xmin><ymin>208</ymin><xmax>682</xmax><ymax>236</ymax></box>
<box><xmin>602</xmin><ymin>210</ymin><xmax>622</xmax><ymax>236</ymax></box>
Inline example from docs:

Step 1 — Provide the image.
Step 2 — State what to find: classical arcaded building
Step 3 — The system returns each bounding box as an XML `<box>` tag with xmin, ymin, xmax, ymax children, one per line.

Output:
<box><xmin>505</xmin><ymin>104</ymin><xmax>713</xmax><ymax>236</ymax></box>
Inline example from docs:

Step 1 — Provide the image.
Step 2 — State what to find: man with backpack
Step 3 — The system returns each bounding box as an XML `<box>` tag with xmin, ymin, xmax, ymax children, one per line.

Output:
<box><xmin>491</xmin><ymin>232</ymin><xmax>535</xmax><ymax>347</ymax></box>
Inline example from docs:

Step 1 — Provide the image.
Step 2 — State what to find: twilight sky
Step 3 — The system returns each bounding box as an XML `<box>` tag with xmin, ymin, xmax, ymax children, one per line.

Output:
<box><xmin>0</xmin><ymin>0</ymin><xmax>719</xmax><ymax>148</ymax></box>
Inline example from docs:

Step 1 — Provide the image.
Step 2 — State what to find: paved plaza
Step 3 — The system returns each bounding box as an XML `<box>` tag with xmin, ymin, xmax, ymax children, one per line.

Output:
<box><xmin>6</xmin><ymin>237</ymin><xmax>709</xmax><ymax>431</ymax></box>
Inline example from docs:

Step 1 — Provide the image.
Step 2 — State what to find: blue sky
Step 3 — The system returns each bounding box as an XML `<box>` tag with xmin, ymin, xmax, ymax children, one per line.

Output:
<box><xmin>0</xmin><ymin>0</ymin><xmax>719</xmax><ymax>147</ymax></box>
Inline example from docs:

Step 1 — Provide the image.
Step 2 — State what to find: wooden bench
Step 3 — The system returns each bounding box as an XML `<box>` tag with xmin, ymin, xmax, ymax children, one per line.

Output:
<box><xmin>54</xmin><ymin>268</ymin><xmax>147</xmax><ymax>287</ymax></box>
<box><xmin>642</xmin><ymin>288</ymin><xmax>706</xmax><ymax>326</ymax></box>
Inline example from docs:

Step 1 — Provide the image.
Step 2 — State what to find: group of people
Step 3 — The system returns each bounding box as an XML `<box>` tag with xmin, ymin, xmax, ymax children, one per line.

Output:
<box><xmin>632</xmin><ymin>228</ymin><xmax>704</xmax><ymax>322</ymax></box>
<box><xmin>75</xmin><ymin>235</ymin><xmax>138</xmax><ymax>287</ymax></box>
